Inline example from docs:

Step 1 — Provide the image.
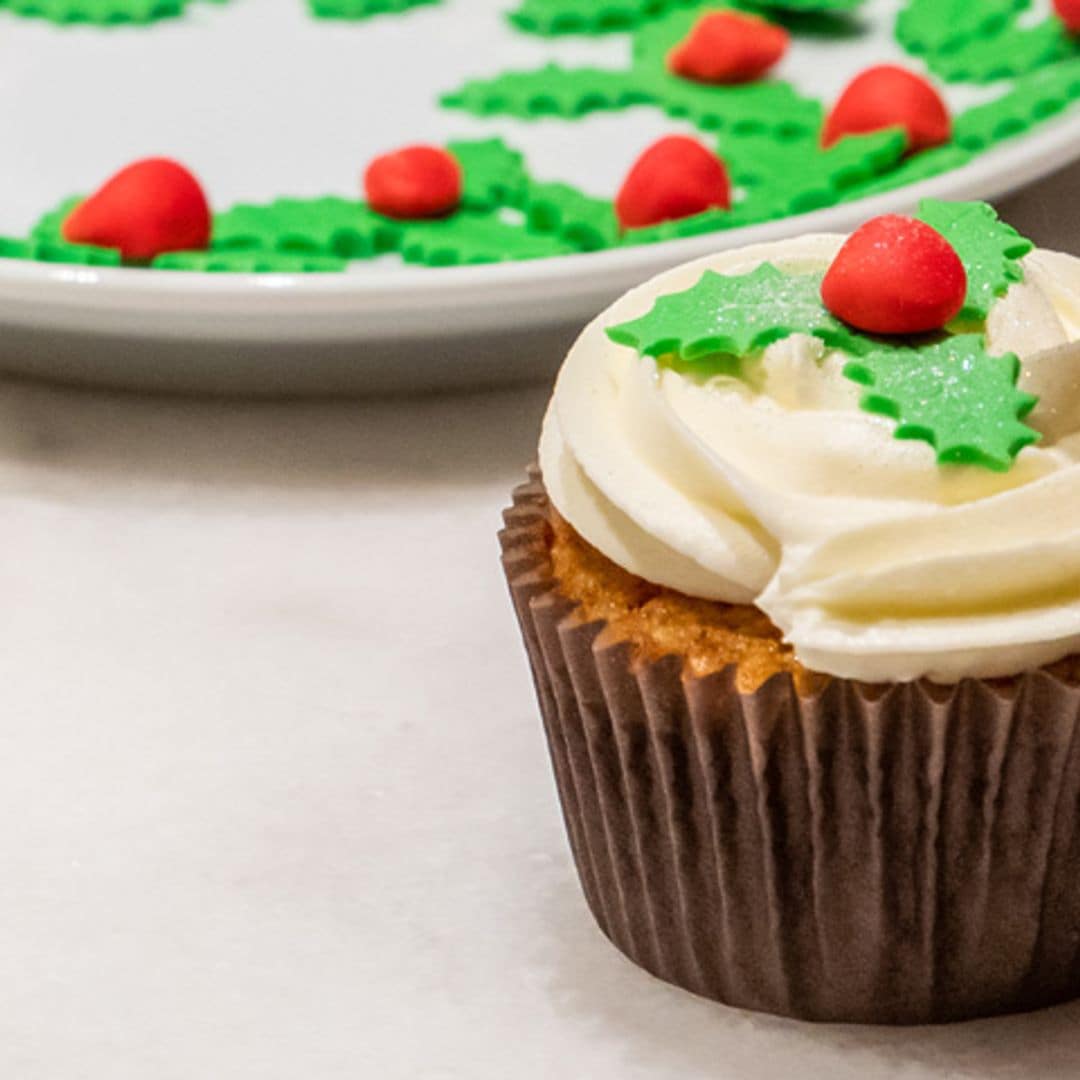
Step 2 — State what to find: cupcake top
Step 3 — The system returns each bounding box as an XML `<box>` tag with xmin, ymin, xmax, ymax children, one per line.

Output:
<box><xmin>540</xmin><ymin>201</ymin><xmax>1080</xmax><ymax>684</ymax></box>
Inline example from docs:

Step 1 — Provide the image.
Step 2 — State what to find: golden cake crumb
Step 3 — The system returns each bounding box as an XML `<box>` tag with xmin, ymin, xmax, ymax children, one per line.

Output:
<box><xmin>548</xmin><ymin>510</ymin><xmax>826</xmax><ymax>694</ymax></box>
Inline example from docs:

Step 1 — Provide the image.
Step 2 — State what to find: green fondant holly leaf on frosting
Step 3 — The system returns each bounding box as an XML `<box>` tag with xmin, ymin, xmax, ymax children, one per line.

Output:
<box><xmin>844</xmin><ymin>336</ymin><xmax>1039</xmax><ymax>471</ymax></box>
<box><xmin>606</xmin><ymin>263</ymin><xmax>868</xmax><ymax>364</ymax></box>
<box><xmin>606</xmin><ymin>210</ymin><xmax>1042</xmax><ymax>472</ymax></box>
<box><xmin>916</xmin><ymin>199</ymin><xmax>1033</xmax><ymax>323</ymax></box>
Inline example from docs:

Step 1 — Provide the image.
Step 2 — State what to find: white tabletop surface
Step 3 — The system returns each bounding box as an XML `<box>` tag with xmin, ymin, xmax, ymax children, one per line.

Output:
<box><xmin>3</xmin><ymin>165</ymin><xmax>1080</xmax><ymax>1080</ymax></box>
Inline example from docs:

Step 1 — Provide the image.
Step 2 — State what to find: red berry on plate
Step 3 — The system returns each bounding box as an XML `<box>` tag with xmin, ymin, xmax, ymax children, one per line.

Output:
<box><xmin>364</xmin><ymin>145</ymin><xmax>462</xmax><ymax>220</ymax></box>
<box><xmin>62</xmin><ymin>157</ymin><xmax>211</xmax><ymax>262</ymax></box>
<box><xmin>668</xmin><ymin>10</ymin><xmax>789</xmax><ymax>85</ymax></box>
<box><xmin>615</xmin><ymin>136</ymin><xmax>731</xmax><ymax>230</ymax></box>
<box><xmin>822</xmin><ymin>65</ymin><xmax>951</xmax><ymax>152</ymax></box>
<box><xmin>1054</xmin><ymin>0</ymin><xmax>1080</xmax><ymax>31</ymax></box>
<box><xmin>821</xmin><ymin>215</ymin><xmax>967</xmax><ymax>335</ymax></box>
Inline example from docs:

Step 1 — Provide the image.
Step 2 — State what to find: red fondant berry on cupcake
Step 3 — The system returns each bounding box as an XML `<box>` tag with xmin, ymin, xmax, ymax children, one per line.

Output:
<box><xmin>62</xmin><ymin>157</ymin><xmax>211</xmax><ymax>262</ymax></box>
<box><xmin>668</xmin><ymin>10</ymin><xmax>789</xmax><ymax>85</ymax></box>
<box><xmin>615</xmin><ymin>136</ymin><xmax>731</xmax><ymax>230</ymax></box>
<box><xmin>364</xmin><ymin>145</ymin><xmax>462</xmax><ymax>220</ymax></box>
<box><xmin>1054</xmin><ymin>0</ymin><xmax>1080</xmax><ymax>31</ymax></box>
<box><xmin>823</xmin><ymin>65</ymin><xmax>951</xmax><ymax>153</ymax></box>
<box><xmin>822</xmin><ymin>215</ymin><xmax>967</xmax><ymax>334</ymax></box>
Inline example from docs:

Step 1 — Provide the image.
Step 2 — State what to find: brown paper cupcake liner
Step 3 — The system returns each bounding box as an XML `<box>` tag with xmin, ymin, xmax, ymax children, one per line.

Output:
<box><xmin>500</xmin><ymin>468</ymin><xmax>1080</xmax><ymax>1024</ymax></box>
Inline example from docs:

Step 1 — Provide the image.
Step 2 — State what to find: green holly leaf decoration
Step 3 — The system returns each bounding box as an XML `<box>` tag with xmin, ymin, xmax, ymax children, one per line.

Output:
<box><xmin>523</xmin><ymin>181</ymin><xmax>618</xmax><ymax>251</ymax></box>
<box><xmin>728</xmin><ymin>129</ymin><xmax>906</xmax><ymax>218</ymax></box>
<box><xmin>398</xmin><ymin>210</ymin><xmax>577</xmax><ymax>265</ymax></box>
<box><xmin>445</xmin><ymin>7</ymin><xmax>824</xmax><ymax>138</ymax></box>
<box><xmin>916</xmin><ymin>199</ymin><xmax>1034</xmax><ymax>323</ymax></box>
<box><xmin>308</xmin><ymin>0</ymin><xmax>438</xmax><ymax>19</ymax></box>
<box><xmin>30</xmin><ymin>195</ymin><xmax>81</xmax><ymax>246</ymax></box>
<box><xmin>895</xmin><ymin>0</ymin><xmax>1027</xmax><ymax>59</ymax></box>
<box><xmin>605</xmin><ymin>263</ymin><xmax>868</xmax><ymax>364</ymax></box>
<box><xmin>507</xmin><ymin>0</ymin><xmax>690</xmax><ymax>35</ymax></box>
<box><xmin>441</xmin><ymin>66</ymin><xmax>651</xmax><ymax>119</ymax></box>
<box><xmin>743</xmin><ymin>0</ymin><xmax>865</xmax><ymax>10</ymax></box>
<box><xmin>607</xmin><ymin>258</ymin><xmax>1043</xmax><ymax>472</ymax></box>
<box><xmin>841</xmin><ymin>145</ymin><xmax>974</xmax><ymax>202</ymax></box>
<box><xmin>919</xmin><ymin>18</ymin><xmax>1070</xmax><ymax>85</ymax></box>
<box><xmin>1</xmin><ymin>0</ymin><xmax>185</xmax><ymax>24</ymax></box>
<box><xmin>448</xmin><ymin>138</ymin><xmax>530</xmax><ymax>213</ymax></box>
<box><xmin>212</xmin><ymin>197</ymin><xmax>403</xmax><ymax>258</ymax></box>
<box><xmin>151</xmin><ymin>250</ymin><xmax>348</xmax><ymax>272</ymax></box>
<box><xmin>951</xmin><ymin>59</ymin><xmax>1080</xmax><ymax>152</ymax></box>
<box><xmin>507</xmin><ymin>0</ymin><xmax>862</xmax><ymax>36</ymax></box>
<box><xmin>843</xmin><ymin>335</ymin><xmax>1039</xmax><ymax>470</ymax></box>
<box><xmin>621</xmin><ymin>207</ymin><xmax>738</xmax><ymax>247</ymax></box>
<box><xmin>0</xmin><ymin>235</ymin><xmax>121</xmax><ymax>266</ymax></box>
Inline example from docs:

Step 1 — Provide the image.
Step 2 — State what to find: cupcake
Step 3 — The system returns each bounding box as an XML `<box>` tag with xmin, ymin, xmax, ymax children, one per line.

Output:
<box><xmin>500</xmin><ymin>201</ymin><xmax>1080</xmax><ymax>1025</ymax></box>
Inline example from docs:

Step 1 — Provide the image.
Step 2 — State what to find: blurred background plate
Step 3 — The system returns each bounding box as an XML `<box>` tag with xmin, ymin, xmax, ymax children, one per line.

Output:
<box><xmin>0</xmin><ymin>0</ymin><xmax>1078</xmax><ymax>395</ymax></box>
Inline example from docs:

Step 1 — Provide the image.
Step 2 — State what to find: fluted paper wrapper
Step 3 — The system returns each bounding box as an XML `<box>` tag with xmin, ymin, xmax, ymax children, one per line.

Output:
<box><xmin>501</xmin><ymin>470</ymin><xmax>1080</xmax><ymax>1024</ymax></box>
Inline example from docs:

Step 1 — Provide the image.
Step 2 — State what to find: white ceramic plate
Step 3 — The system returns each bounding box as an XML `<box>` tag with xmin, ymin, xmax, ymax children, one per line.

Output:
<box><xmin>0</xmin><ymin>0</ymin><xmax>1077</xmax><ymax>394</ymax></box>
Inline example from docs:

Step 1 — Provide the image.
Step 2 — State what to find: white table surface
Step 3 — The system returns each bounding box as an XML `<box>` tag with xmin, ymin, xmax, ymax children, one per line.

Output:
<box><xmin>3</xmin><ymin>165</ymin><xmax>1080</xmax><ymax>1080</ymax></box>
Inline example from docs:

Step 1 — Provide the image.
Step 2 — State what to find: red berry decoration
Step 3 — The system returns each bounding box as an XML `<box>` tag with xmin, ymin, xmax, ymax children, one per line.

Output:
<box><xmin>62</xmin><ymin>157</ymin><xmax>211</xmax><ymax>262</ymax></box>
<box><xmin>1055</xmin><ymin>0</ymin><xmax>1080</xmax><ymax>32</ymax></box>
<box><xmin>364</xmin><ymin>145</ymin><xmax>462</xmax><ymax>220</ymax></box>
<box><xmin>822</xmin><ymin>65</ymin><xmax>951</xmax><ymax>153</ymax></box>
<box><xmin>668</xmin><ymin>10</ymin><xmax>789</xmax><ymax>85</ymax></box>
<box><xmin>821</xmin><ymin>215</ymin><xmax>967</xmax><ymax>335</ymax></box>
<box><xmin>615</xmin><ymin>136</ymin><xmax>731</xmax><ymax>230</ymax></box>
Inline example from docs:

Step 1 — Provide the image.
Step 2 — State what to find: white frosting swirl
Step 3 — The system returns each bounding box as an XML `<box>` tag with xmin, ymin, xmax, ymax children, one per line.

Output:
<box><xmin>540</xmin><ymin>235</ymin><xmax>1080</xmax><ymax>683</ymax></box>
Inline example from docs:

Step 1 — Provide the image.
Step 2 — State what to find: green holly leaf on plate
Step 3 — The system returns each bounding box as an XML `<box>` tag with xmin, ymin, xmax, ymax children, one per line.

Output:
<box><xmin>916</xmin><ymin>199</ymin><xmax>1034</xmax><ymax>323</ymax></box>
<box><xmin>743</xmin><ymin>0</ymin><xmax>865</xmax><ymax>11</ymax></box>
<box><xmin>508</xmin><ymin>0</ymin><xmax>683</xmax><ymax>35</ymax></box>
<box><xmin>605</xmin><ymin>262</ymin><xmax>867</xmax><ymax>365</ymax></box>
<box><xmin>309</xmin><ymin>0</ymin><xmax>438</xmax><ymax>19</ymax></box>
<box><xmin>843</xmin><ymin>334</ymin><xmax>1039</xmax><ymax>471</ymax></box>
<box><xmin>448</xmin><ymin>138</ymin><xmax>530</xmax><ymax>212</ymax></box>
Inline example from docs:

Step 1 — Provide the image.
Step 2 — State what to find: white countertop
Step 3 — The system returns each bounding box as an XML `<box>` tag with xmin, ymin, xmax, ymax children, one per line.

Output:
<box><xmin>3</xmin><ymin>166</ymin><xmax>1080</xmax><ymax>1079</ymax></box>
